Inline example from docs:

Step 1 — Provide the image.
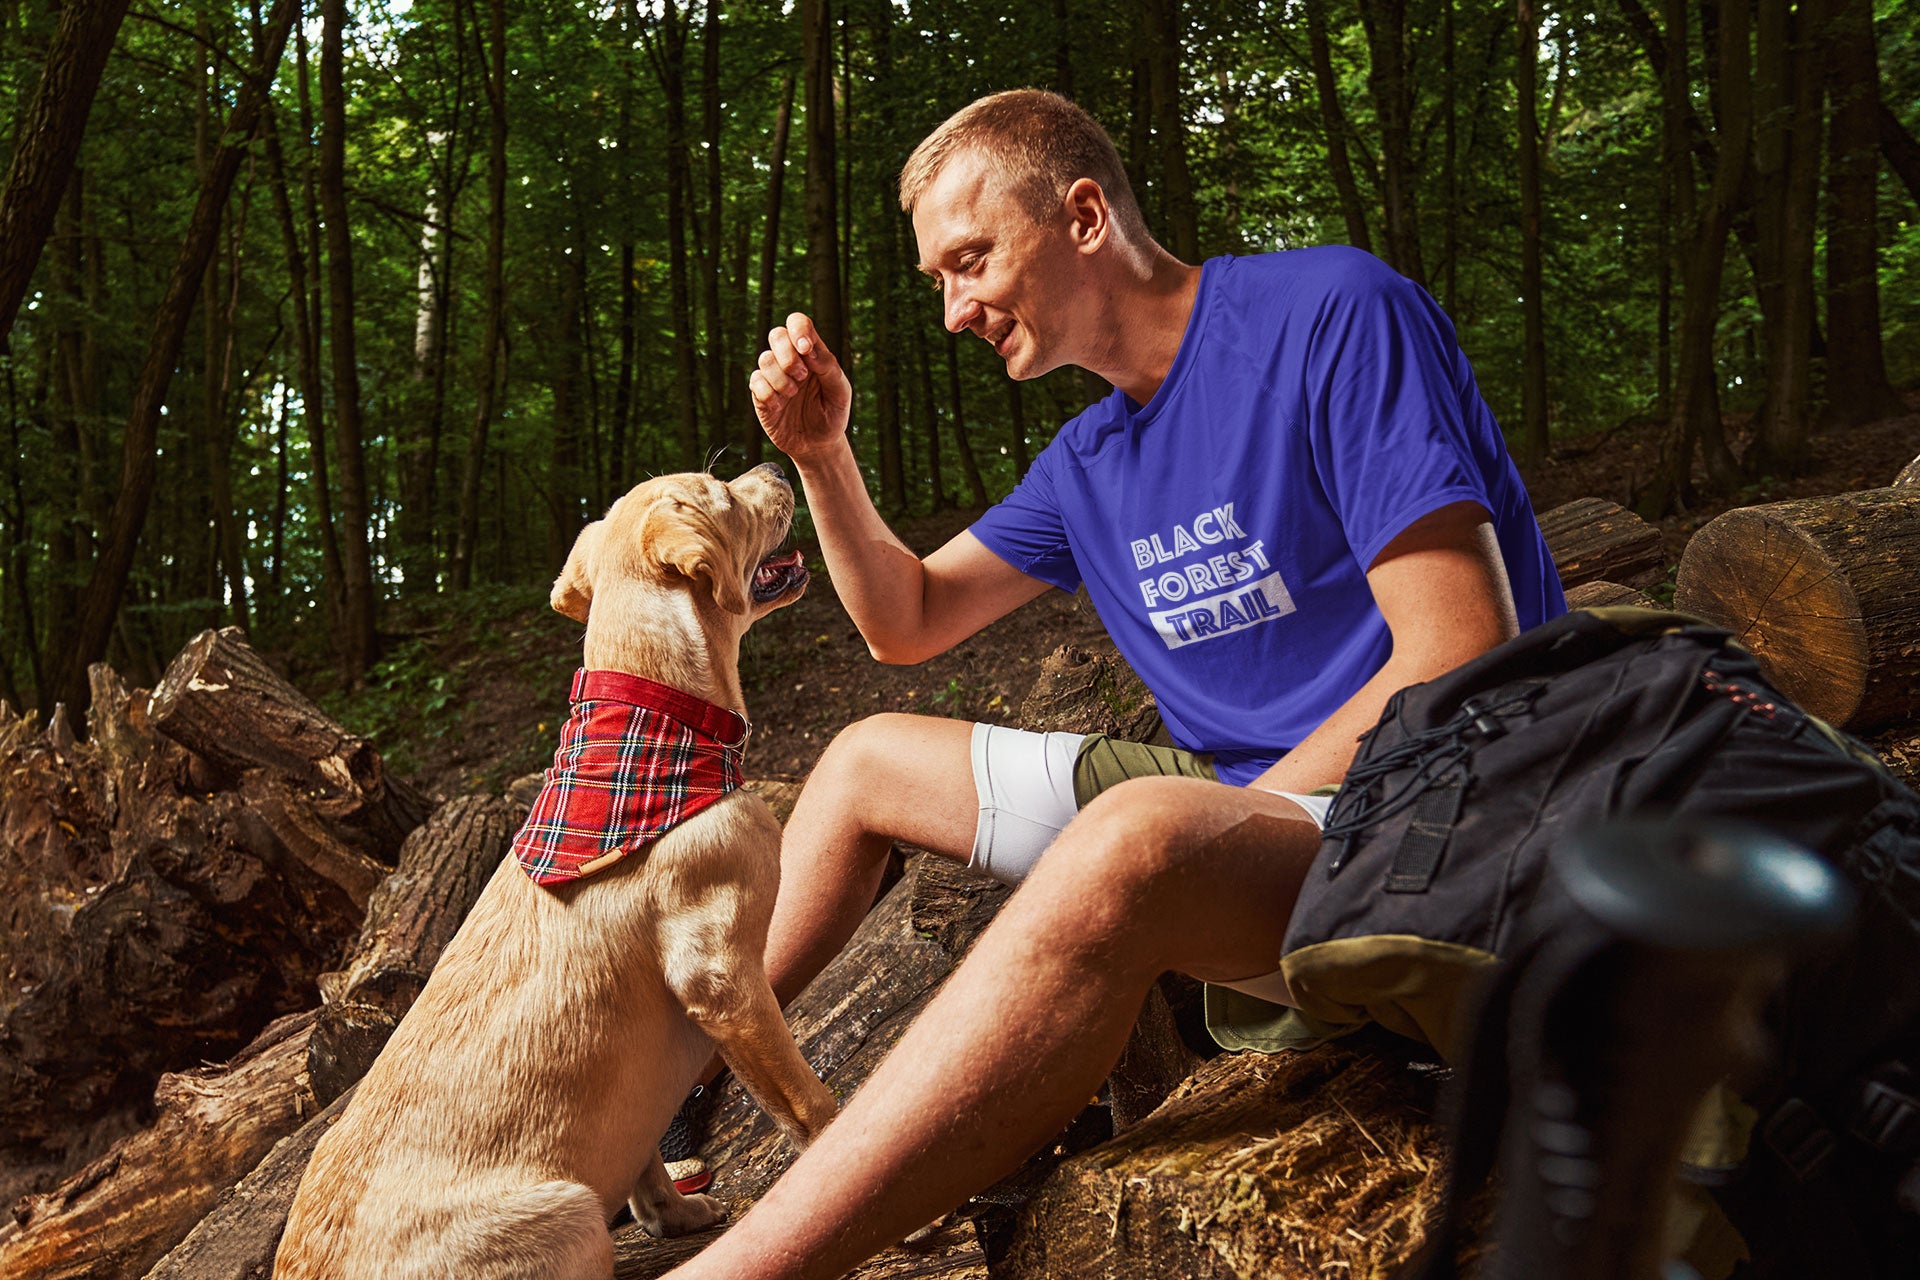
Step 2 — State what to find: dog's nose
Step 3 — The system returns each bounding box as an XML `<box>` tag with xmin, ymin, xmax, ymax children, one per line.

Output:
<box><xmin>755</xmin><ymin>460</ymin><xmax>787</xmax><ymax>482</ymax></box>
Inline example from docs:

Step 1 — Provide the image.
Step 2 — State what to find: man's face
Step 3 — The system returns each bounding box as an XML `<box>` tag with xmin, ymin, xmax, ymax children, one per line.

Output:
<box><xmin>912</xmin><ymin>150</ymin><xmax>1085</xmax><ymax>380</ymax></box>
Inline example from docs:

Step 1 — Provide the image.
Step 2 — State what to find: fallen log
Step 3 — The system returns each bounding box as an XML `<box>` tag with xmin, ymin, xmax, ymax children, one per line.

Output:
<box><xmin>1537</xmin><ymin>497</ymin><xmax>1668</xmax><ymax>591</ymax></box>
<box><xmin>995</xmin><ymin>1045</ymin><xmax>1449</xmax><ymax>1279</ymax></box>
<box><xmin>308</xmin><ymin>794</ymin><xmax>520</xmax><ymax>1106</ymax></box>
<box><xmin>1674</xmin><ymin>486</ymin><xmax>1920</xmax><ymax>728</ymax></box>
<box><xmin>0</xmin><ymin>1012</ymin><xmax>319</xmax><ymax>1280</ymax></box>
<box><xmin>0</xmin><ymin>659</ymin><xmax>393</xmax><ymax>1180</ymax></box>
<box><xmin>1565</xmin><ymin>579</ymin><xmax>1664</xmax><ymax>611</ymax></box>
<box><xmin>146</xmin><ymin>626</ymin><xmax>430</xmax><ymax>856</ymax></box>
<box><xmin>1017</xmin><ymin>644</ymin><xmax>1161</xmax><ymax>740</ymax></box>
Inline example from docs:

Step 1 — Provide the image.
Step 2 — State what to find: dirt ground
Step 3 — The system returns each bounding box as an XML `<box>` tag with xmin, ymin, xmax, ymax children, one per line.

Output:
<box><xmin>389</xmin><ymin>399</ymin><xmax>1920</xmax><ymax>801</ymax></box>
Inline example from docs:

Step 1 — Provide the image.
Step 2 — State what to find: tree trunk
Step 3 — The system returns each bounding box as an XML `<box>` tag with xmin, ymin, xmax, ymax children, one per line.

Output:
<box><xmin>1006</xmin><ymin>376</ymin><xmax>1030</xmax><ymax>479</ymax></box>
<box><xmin>1747</xmin><ymin>0</ymin><xmax>1822</xmax><ymax>476</ymax></box>
<box><xmin>1819</xmin><ymin>0</ymin><xmax>1905</xmax><ymax>427</ymax></box>
<box><xmin>914</xmin><ymin>314</ymin><xmax>948</xmax><ymax>511</ymax></box>
<box><xmin>320</xmin><ymin>0</ymin><xmax>378</xmax><ymax>681</ymax></box>
<box><xmin>868</xmin><ymin>17</ymin><xmax>906</xmax><ymax>513</ymax></box>
<box><xmin>0</xmin><ymin>0</ymin><xmax>133</xmax><ymax>345</ymax></box>
<box><xmin>801</xmin><ymin>0</ymin><xmax>845</xmax><ymax>354</ymax></box>
<box><xmin>656</xmin><ymin>0</ymin><xmax>702</xmax><ymax>469</ymax></box>
<box><xmin>1535</xmin><ymin>497</ymin><xmax>1667</xmax><ymax>591</ymax></box>
<box><xmin>45</xmin><ymin>0</ymin><xmax>298</xmax><ymax>728</ymax></box>
<box><xmin>1879</xmin><ymin>102</ymin><xmax>1920</xmax><ymax>209</ymax></box>
<box><xmin>752</xmin><ymin>73</ymin><xmax>797</xmax><ymax>470</ymax></box>
<box><xmin>1144</xmin><ymin>0</ymin><xmax>1198</xmax><ymax>261</ymax></box>
<box><xmin>1647</xmin><ymin>0</ymin><xmax>1748</xmax><ymax>516</ymax></box>
<box><xmin>398</xmin><ymin>140</ymin><xmax>451</xmax><ymax>596</ymax></box>
<box><xmin>1440</xmin><ymin>0</ymin><xmax>1457</xmax><ymax>309</ymax></box>
<box><xmin>1305</xmin><ymin>0</ymin><xmax>1372</xmax><ymax>256</ymax></box>
<box><xmin>945</xmin><ymin>329</ymin><xmax>988</xmax><ymax>508</ymax></box>
<box><xmin>1674</xmin><ymin>487</ymin><xmax>1920</xmax><ymax>729</ymax></box>
<box><xmin>700</xmin><ymin>0</ymin><xmax>731</xmax><ymax>462</ymax></box>
<box><xmin>1516</xmin><ymin>0</ymin><xmax>1550</xmax><ymax>463</ymax></box>
<box><xmin>547</xmin><ymin>240</ymin><xmax>588</xmax><ymax>569</ymax></box>
<box><xmin>450</xmin><ymin>0</ymin><xmax>507</xmax><ymax>591</ymax></box>
<box><xmin>1357</xmin><ymin>0</ymin><xmax>1426</xmax><ymax>284</ymax></box>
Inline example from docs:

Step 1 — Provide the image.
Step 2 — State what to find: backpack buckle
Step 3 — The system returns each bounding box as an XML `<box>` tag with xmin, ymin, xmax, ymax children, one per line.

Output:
<box><xmin>1762</xmin><ymin>1097</ymin><xmax>1838</xmax><ymax>1181</ymax></box>
<box><xmin>1851</xmin><ymin>1067</ymin><xmax>1920</xmax><ymax>1156</ymax></box>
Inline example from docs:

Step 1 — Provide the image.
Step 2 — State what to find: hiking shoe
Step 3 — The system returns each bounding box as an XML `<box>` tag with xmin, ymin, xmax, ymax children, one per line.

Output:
<box><xmin>660</xmin><ymin>1084</ymin><xmax>713</xmax><ymax>1195</ymax></box>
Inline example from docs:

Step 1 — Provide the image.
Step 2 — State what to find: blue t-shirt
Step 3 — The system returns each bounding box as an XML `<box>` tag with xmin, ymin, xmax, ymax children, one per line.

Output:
<box><xmin>971</xmin><ymin>247</ymin><xmax>1566</xmax><ymax>786</ymax></box>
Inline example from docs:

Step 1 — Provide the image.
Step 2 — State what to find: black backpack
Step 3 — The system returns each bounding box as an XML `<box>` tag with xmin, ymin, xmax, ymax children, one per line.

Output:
<box><xmin>1279</xmin><ymin>607</ymin><xmax>1920</xmax><ymax>1278</ymax></box>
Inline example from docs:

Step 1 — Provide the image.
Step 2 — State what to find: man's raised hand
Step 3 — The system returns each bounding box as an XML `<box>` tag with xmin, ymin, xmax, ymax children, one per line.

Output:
<box><xmin>750</xmin><ymin>313</ymin><xmax>852</xmax><ymax>464</ymax></box>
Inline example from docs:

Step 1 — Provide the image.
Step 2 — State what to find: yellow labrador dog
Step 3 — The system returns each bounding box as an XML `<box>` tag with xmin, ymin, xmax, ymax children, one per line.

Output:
<box><xmin>277</xmin><ymin>464</ymin><xmax>836</xmax><ymax>1279</ymax></box>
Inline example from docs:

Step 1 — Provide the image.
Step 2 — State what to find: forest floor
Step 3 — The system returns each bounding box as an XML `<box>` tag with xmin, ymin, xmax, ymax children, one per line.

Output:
<box><xmin>314</xmin><ymin>397</ymin><xmax>1920</xmax><ymax>801</ymax></box>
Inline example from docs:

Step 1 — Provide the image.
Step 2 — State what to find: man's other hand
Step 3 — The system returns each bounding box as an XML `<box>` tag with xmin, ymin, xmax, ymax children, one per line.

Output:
<box><xmin>751</xmin><ymin>313</ymin><xmax>852</xmax><ymax>464</ymax></box>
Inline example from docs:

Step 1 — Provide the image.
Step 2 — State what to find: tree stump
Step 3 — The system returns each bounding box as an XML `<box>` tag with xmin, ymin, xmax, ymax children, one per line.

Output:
<box><xmin>994</xmin><ymin>1046</ymin><xmax>1449</xmax><ymax>1279</ymax></box>
<box><xmin>1017</xmin><ymin>644</ymin><xmax>1161</xmax><ymax>741</ymax></box>
<box><xmin>1537</xmin><ymin>497</ymin><xmax>1668</xmax><ymax>591</ymax></box>
<box><xmin>1674</xmin><ymin>487</ymin><xmax>1920</xmax><ymax>728</ymax></box>
<box><xmin>1565</xmin><ymin>580</ymin><xmax>1664</xmax><ymax>611</ymax></box>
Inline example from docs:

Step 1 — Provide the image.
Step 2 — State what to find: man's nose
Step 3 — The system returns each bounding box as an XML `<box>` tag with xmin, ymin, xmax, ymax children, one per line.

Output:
<box><xmin>943</xmin><ymin>285</ymin><xmax>980</xmax><ymax>335</ymax></box>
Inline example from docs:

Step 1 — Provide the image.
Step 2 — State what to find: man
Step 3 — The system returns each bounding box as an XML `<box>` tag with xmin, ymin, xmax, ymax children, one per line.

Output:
<box><xmin>662</xmin><ymin>89</ymin><xmax>1564</xmax><ymax>1279</ymax></box>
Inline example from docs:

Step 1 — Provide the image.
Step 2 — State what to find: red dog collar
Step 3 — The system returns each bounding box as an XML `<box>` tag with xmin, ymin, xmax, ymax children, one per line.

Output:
<box><xmin>511</xmin><ymin>670</ymin><xmax>748</xmax><ymax>887</ymax></box>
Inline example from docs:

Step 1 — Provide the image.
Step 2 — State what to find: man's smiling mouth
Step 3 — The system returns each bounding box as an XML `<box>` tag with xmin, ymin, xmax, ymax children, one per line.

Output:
<box><xmin>985</xmin><ymin>319</ymin><xmax>1016</xmax><ymax>354</ymax></box>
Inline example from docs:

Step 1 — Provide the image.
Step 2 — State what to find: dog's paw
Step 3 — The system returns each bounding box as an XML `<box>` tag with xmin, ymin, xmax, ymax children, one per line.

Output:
<box><xmin>634</xmin><ymin>1191</ymin><xmax>727</xmax><ymax>1239</ymax></box>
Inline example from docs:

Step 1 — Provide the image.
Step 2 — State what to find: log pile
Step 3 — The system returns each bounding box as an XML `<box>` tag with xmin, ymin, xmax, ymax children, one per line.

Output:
<box><xmin>0</xmin><ymin>630</ymin><xmax>422</xmax><ymax>1211</ymax></box>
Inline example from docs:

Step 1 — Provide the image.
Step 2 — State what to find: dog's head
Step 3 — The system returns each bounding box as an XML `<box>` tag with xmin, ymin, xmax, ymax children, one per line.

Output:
<box><xmin>552</xmin><ymin>463</ymin><xmax>808</xmax><ymax>629</ymax></box>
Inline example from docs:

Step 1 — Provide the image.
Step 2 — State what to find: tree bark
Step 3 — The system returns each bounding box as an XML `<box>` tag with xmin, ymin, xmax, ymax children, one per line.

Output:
<box><xmin>1819</xmin><ymin>0</ymin><xmax>1905</xmax><ymax>427</ymax></box>
<box><xmin>1895</xmin><ymin>454</ymin><xmax>1920</xmax><ymax>488</ymax></box>
<box><xmin>868</xmin><ymin>14</ymin><xmax>906</xmax><ymax>511</ymax></box>
<box><xmin>1879</xmin><ymin>102</ymin><xmax>1920</xmax><ymax>209</ymax></box>
<box><xmin>700</xmin><ymin>0</ymin><xmax>731</xmax><ymax>461</ymax></box>
<box><xmin>1674</xmin><ymin>487</ymin><xmax>1920</xmax><ymax>729</ymax></box>
<box><xmin>655</xmin><ymin>0</ymin><xmax>702</xmax><ymax>469</ymax></box>
<box><xmin>0</xmin><ymin>0</ymin><xmax>134</xmax><ymax>345</ymax></box>
<box><xmin>914</xmin><ymin>313</ymin><xmax>948</xmax><ymax>511</ymax></box>
<box><xmin>801</xmin><ymin>0</ymin><xmax>845</xmax><ymax>354</ymax></box>
<box><xmin>1516</xmin><ymin>0</ymin><xmax>1550</xmax><ymax>463</ymax></box>
<box><xmin>319</xmin><ymin>0</ymin><xmax>379</xmax><ymax>681</ymax></box>
<box><xmin>450</xmin><ymin>0</ymin><xmax>508</xmax><ymax>590</ymax></box>
<box><xmin>1305</xmin><ymin>0</ymin><xmax>1372</xmax><ymax>256</ymax></box>
<box><xmin>1006</xmin><ymin>376</ymin><xmax>1030</xmax><ymax>479</ymax></box>
<box><xmin>45</xmin><ymin>0</ymin><xmax>298</xmax><ymax>728</ymax></box>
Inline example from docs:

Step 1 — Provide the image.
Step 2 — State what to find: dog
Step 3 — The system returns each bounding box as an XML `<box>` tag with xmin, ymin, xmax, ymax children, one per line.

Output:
<box><xmin>276</xmin><ymin>463</ymin><xmax>837</xmax><ymax>1279</ymax></box>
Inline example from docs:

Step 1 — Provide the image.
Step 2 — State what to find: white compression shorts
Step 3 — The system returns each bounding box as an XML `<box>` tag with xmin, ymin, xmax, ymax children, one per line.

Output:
<box><xmin>966</xmin><ymin>722</ymin><xmax>1334</xmax><ymax>1008</ymax></box>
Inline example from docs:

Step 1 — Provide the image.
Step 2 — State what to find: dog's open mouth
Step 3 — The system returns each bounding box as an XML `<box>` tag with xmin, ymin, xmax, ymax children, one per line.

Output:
<box><xmin>751</xmin><ymin>549</ymin><xmax>809</xmax><ymax>603</ymax></box>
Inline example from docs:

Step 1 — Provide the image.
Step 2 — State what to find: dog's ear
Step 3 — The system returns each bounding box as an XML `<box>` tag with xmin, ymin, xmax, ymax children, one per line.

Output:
<box><xmin>552</xmin><ymin>519</ymin><xmax>607</xmax><ymax>622</ymax></box>
<box><xmin>645</xmin><ymin>500</ymin><xmax>749</xmax><ymax>615</ymax></box>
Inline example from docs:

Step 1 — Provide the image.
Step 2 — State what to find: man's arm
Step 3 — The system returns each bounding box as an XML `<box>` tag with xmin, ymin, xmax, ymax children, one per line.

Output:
<box><xmin>751</xmin><ymin>313</ymin><xmax>1051</xmax><ymax>664</ymax></box>
<box><xmin>1248</xmin><ymin>499</ymin><xmax>1519</xmax><ymax>796</ymax></box>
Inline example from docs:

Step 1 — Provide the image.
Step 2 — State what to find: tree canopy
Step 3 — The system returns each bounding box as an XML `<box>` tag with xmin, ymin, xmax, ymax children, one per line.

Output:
<box><xmin>1</xmin><ymin>0</ymin><xmax>1915</xmax><ymax>711</ymax></box>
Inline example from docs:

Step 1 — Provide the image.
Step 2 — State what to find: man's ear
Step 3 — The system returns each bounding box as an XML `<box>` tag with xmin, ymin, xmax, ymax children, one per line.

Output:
<box><xmin>552</xmin><ymin>520</ymin><xmax>606</xmax><ymax>622</ymax></box>
<box><xmin>646</xmin><ymin>504</ymin><xmax>749</xmax><ymax>615</ymax></box>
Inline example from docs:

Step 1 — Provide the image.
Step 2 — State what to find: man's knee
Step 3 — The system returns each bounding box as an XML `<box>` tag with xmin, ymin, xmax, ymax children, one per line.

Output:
<box><xmin>812</xmin><ymin>712</ymin><xmax>932</xmax><ymax>787</ymax></box>
<box><xmin>1067</xmin><ymin>776</ymin><xmax>1206</xmax><ymax>885</ymax></box>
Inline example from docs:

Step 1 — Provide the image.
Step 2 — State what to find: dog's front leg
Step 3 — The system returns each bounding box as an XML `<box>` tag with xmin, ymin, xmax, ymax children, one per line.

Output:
<box><xmin>628</xmin><ymin>1151</ymin><xmax>727</xmax><ymax>1238</ymax></box>
<box><xmin>683</xmin><ymin>978</ymin><xmax>840</xmax><ymax>1149</ymax></box>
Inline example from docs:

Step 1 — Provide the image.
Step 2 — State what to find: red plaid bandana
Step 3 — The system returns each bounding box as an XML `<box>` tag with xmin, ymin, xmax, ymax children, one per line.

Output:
<box><xmin>512</xmin><ymin>669</ymin><xmax>748</xmax><ymax>887</ymax></box>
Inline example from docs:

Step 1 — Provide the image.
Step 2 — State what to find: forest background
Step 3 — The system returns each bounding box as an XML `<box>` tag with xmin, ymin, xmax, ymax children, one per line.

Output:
<box><xmin>1</xmin><ymin>0</ymin><xmax>1917</xmax><ymax>737</ymax></box>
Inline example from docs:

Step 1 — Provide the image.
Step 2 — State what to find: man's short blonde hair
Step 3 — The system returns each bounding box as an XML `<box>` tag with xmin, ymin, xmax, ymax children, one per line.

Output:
<box><xmin>898</xmin><ymin>89</ymin><xmax>1149</xmax><ymax>241</ymax></box>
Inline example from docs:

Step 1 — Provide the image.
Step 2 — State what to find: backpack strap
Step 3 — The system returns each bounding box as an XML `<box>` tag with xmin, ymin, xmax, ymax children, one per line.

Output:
<box><xmin>1385</xmin><ymin>769</ymin><xmax>1466</xmax><ymax>894</ymax></box>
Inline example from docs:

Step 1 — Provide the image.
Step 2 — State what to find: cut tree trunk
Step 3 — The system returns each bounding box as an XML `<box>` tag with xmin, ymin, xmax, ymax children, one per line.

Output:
<box><xmin>1017</xmin><ymin>642</ymin><xmax>1162</xmax><ymax>741</ymax></box>
<box><xmin>1674</xmin><ymin>487</ymin><xmax>1920</xmax><ymax>728</ymax></box>
<box><xmin>0</xmin><ymin>795</ymin><xmax>510</xmax><ymax>1279</ymax></box>
<box><xmin>1895</xmin><ymin>453</ymin><xmax>1920</xmax><ymax>488</ymax></box>
<box><xmin>0</xmin><ymin>1013</ymin><xmax>320</xmax><ymax>1280</ymax></box>
<box><xmin>994</xmin><ymin>1046</ymin><xmax>1449</xmax><ymax>1279</ymax></box>
<box><xmin>1537</xmin><ymin>498</ymin><xmax>1668</xmax><ymax>591</ymax></box>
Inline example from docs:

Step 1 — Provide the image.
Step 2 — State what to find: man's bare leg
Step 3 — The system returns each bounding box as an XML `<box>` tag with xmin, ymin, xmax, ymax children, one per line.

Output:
<box><xmin>688</xmin><ymin>713</ymin><xmax>978</xmax><ymax>1096</ymax></box>
<box><xmin>662</xmin><ymin>775</ymin><xmax>1324</xmax><ymax>1280</ymax></box>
